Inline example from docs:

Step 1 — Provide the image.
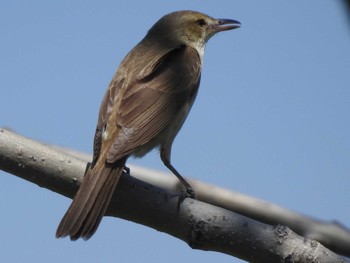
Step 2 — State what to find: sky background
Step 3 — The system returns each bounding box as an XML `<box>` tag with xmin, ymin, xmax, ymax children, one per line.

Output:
<box><xmin>1</xmin><ymin>1</ymin><xmax>349</xmax><ymax>262</ymax></box>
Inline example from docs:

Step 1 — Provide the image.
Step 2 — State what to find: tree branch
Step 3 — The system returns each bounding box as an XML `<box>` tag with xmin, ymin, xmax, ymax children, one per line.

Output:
<box><xmin>55</xmin><ymin>142</ymin><xmax>350</xmax><ymax>258</ymax></box>
<box><xmin>0</xmin><ymin>128</ymin><xmax>348</xmax><ymax>262</ymax></box>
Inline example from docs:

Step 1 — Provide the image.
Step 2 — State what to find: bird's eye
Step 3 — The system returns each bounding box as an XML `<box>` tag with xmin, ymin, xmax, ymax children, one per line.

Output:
<box><xmin>196</xmin><ymin>19</ymin><xmax>207</xmax><ymax>27</ymax></box>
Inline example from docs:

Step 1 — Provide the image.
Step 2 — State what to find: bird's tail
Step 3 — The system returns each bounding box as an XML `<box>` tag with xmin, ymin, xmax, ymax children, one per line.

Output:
<box><xmin>56</xmin><ymin>158</ymin><xmax>126</xmax><ymax>240</ymax></box>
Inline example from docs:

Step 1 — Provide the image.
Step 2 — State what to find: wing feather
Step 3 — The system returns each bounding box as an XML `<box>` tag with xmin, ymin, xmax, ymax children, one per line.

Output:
<box><xmin>97</xmin><ymin>45</ymin><xmax>201</xmax><ymax>163</ymax></box>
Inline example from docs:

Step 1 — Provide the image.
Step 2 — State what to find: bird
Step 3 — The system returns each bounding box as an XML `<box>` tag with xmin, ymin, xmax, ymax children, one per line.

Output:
<box><xmin>56</xmin><ymin>10</ymin><xmax>240</xmax><ymax>240</ymax></box>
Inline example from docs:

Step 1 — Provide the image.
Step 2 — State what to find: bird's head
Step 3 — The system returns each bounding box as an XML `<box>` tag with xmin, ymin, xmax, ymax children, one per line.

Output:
<box><xmin>147</xmin><ymin>10</ymin><xmax>241</xmax><ymax>50</ymax></box>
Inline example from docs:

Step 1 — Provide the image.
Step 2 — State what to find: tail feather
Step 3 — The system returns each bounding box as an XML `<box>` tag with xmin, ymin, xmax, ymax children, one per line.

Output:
<box><xmin>56</xmin><ymin>159</ymin><xmax>125</xmax><ymax>240</ymax></box>
<box><xmin>79</xmin><ymin>167</ymin><xmax>122</xmax><ymax>239</ymax></box>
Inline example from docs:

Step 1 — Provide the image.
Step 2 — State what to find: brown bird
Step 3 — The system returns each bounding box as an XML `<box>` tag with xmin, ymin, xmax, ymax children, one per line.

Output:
<box><xmin>56</xmin><ymin>10</ymin><xmax>240</xmax><ymax>240</ymax></box>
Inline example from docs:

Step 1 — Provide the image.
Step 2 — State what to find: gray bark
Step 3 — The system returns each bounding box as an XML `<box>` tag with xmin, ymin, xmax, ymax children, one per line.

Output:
<box><xmin>0</xmin><ymin>128</ymin><xmax>348</xmax><ymax>263</ymax></box>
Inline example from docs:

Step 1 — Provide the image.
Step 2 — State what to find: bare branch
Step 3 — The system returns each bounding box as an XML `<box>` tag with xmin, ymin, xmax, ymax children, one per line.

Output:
<box><xmin>56</xmin><ymin>143</ymin><xmax>350</xmax><ymax>257</ymax></box>
<box><xmin>0</xmin><ymin>128</ymin><xmax>348</xmax><ymax>263</ymax></box>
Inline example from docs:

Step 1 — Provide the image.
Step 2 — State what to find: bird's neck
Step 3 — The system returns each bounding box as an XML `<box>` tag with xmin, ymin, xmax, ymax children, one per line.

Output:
<box><xmin>189</xmin><ymin>41</ymin><xmax>206</xmax><ymax>63</ymax></box>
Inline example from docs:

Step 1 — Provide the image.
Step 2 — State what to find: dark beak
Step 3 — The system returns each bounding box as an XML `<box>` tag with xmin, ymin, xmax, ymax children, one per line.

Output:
<box><xmin>212</xmin><ymin>18</ymin><xmax>241</xmax><ymax>32</ymax></box>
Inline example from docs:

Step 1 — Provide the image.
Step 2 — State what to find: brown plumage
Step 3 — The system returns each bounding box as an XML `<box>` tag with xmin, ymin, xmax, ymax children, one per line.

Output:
<box><xmin>56</xmin><ymin>10</ymin><xmax>240</xmax><ymax>240</ymax></box>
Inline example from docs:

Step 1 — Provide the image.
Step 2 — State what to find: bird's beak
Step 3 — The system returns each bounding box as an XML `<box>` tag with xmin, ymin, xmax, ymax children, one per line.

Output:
<box><xmin>211</xmin><ymin>18</ymin><xmax>241</xmax><ymax>32</ymax></box>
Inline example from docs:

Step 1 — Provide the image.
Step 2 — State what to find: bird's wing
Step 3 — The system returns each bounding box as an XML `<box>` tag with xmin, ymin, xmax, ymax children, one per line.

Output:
<box><xmin>91</xmin><ymin>71</ymin><xmax>125</xmax><ymax>165</ymax></box>
<box><xmin>91</xmin><ymin>41</ymin><xmax>182</xmax><ymax>165</ymax></box>
<box><xmin>106</xmin><ymin>45</ymin><xmax>202</xmax><ymax>163</ymax></box>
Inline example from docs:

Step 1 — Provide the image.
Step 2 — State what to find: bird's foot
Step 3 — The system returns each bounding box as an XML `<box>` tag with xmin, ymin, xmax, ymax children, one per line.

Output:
<box><xmin>184</xmin><ymin>187</ymin><xmax>196</xmax><ymax>199</ymax></box>
<box><xmin>123</xmin><ymin>165</ymin><xmax>130</xmax><ymax>175</ymax></box>
<box><xmin>177</xmin><ymin>187</ymin><xmax>196</xmax><ymax>210</ymax></box>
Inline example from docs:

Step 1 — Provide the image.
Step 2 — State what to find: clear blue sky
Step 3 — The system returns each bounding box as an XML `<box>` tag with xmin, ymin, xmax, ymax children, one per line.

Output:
<box><xmin>1</xmin><ymin>1</ymin><xmax>349</xmax><ymax>262</ymax></box>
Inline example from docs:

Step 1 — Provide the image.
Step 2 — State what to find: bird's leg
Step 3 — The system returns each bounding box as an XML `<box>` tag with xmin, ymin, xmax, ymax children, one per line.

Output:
<box><xmin>161</xmin><ymin>157</ymin><xmax>196</xmax><ymax>200</ymax></box>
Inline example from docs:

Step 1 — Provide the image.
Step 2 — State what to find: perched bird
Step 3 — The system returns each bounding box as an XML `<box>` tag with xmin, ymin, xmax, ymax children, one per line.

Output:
<box><xmin>56</xmin><ymin>10</ymin><xmax>240</xmax><ymax>240</ymax></box>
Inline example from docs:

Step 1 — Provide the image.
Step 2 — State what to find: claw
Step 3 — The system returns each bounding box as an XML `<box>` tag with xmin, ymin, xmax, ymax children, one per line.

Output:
<box><xmin>123</xmin><ymin>165</ymin><xmax>130</xmax><ymax>174</ymax></box>
<box><xmin>177</xmin><ymin>187</ymin><xmax>196</xmax><ymax>210</ymax></box>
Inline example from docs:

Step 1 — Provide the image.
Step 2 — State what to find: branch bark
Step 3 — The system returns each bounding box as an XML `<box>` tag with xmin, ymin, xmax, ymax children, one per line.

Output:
<box><xmin>55</xmin><ymin>143</ymin><xmax>350</xmax><ymax>258</ymax></box>
<box><xmin>0</xmin><ymin>128</ymin><xmax>348</xmax><ymax>263</ymax></box>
